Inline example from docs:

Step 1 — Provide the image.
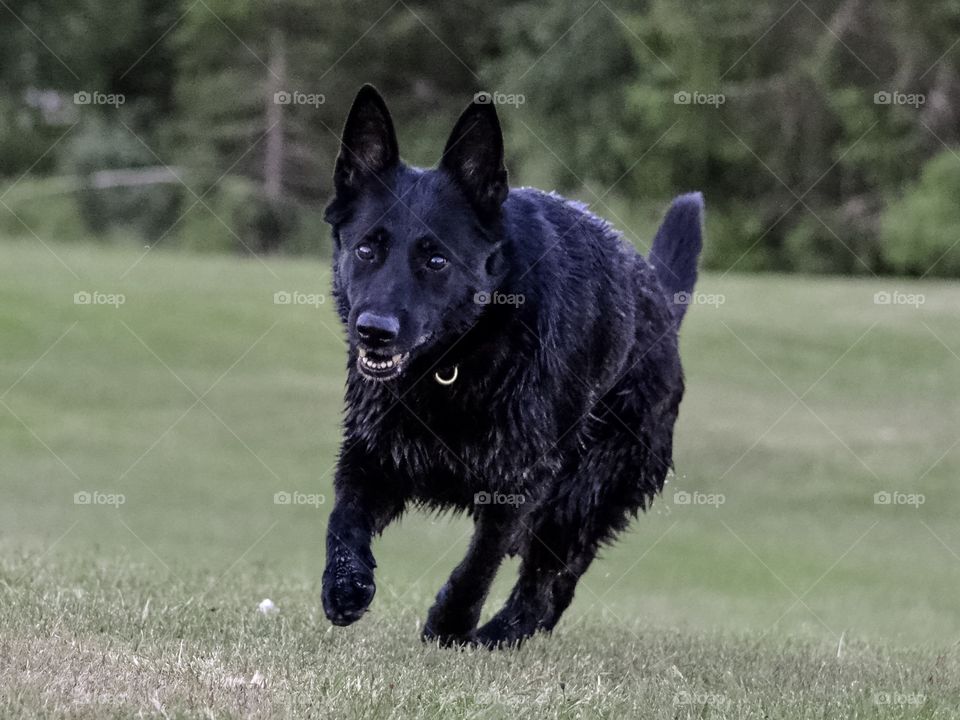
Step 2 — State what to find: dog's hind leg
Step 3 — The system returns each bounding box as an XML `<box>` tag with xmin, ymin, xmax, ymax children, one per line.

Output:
<box><xmin>475</xmin><ymin>401</ymin><xmax>677</xmax><ymax>648</ymax></box>
<box><xmin>422</xmin><ymin>505</ymin><xmax>519</xmax><ymax>646</ymax></box>
<box><xmin>472</xmin><ymin>493</ymin><xmax>612</xmax><ymax>648</ymax></box>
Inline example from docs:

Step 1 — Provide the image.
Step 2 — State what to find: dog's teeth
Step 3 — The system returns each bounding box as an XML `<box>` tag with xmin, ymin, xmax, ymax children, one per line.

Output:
<box><xmin>358</xmin><ymin>351</ymin><xmax>403</xmax><ymax>374</ymax></box>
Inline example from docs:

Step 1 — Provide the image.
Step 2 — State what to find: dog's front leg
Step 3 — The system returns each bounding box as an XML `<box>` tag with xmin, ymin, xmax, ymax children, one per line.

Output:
<box><xmin>422</xmin><ymin>505</ymin><xmax>518</xmax><ymax>646</ymax></box>
<box><xmin>322</xmin><ymin>463</ymin><xmax>402</xmax><ymax>627</ymax></box>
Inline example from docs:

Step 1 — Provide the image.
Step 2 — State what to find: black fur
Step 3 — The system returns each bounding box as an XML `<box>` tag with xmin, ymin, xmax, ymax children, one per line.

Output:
<box><xmin>321</xmin><ymin>85</ymin><xmax>704</xmax><ymax>648</ymax></box>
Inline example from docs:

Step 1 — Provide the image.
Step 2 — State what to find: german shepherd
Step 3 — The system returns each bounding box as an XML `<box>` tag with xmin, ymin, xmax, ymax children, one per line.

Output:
<box><xmin>322</xmin><ymin>85</ymin><xmax>703</xmax><ymax>647</ymax></box>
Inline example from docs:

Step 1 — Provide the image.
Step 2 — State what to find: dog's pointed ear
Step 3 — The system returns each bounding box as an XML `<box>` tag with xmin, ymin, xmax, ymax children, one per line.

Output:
<box><xmin>440</xmin><ymin>97</ymin><xmax>508</xmax><ymax>218</ymax></box>
<box><xmin>332</xmin><ymin>84</ymin><xmax>399</xmax><ymax>195</ymax></box>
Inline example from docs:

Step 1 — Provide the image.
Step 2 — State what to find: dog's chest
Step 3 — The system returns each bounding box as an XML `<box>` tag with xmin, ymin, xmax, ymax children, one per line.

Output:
<box><xmin>348</xmin><ymin>382</ymin><xmax>562</xmax><ymax>498</ymax></box>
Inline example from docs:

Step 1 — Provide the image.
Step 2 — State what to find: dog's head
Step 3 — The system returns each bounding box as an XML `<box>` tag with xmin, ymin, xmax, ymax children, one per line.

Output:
<box><xmin>325</xmin><ymin>85</ymin><xmax>509</xmax><ymax>381</ymax></box>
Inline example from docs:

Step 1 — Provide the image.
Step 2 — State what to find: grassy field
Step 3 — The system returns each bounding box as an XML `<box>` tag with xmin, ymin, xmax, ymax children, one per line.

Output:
<box><xmin>1</xmin><ymin>238</ymin><xmax>959</xmax><ymax>718</ymax></box>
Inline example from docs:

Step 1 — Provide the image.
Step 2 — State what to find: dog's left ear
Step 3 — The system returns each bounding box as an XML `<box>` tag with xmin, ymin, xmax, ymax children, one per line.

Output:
<box><xmin>440</xmin><ymin>98</ymin><xmax>508</xmax><ymax>218</ymax></box>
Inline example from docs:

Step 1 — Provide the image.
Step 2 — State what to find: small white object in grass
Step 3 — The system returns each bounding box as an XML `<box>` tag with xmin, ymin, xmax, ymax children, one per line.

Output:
<box><xmin>258</xmin><ymin>598</ymin><xmax>279</xmax><ymax>615</ymax></box>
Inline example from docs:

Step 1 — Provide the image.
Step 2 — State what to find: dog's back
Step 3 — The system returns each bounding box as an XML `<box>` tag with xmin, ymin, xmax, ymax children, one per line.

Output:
<box><xmin>496</xmin><ymin>188</ymin><xmax>703</xmax><ymax>503</ymax></box>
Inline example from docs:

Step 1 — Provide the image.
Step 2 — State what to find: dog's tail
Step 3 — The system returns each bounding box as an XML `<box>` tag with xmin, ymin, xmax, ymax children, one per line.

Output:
<box><xmin>649</xmin><ymin>192</ymin><xmax>704</xmax><ymax>323</ymax></box>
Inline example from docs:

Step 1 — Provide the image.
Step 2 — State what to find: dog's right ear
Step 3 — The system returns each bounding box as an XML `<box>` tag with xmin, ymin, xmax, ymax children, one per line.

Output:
<box><xmin>331</xmin><ymin>84</ymin><xmax>399</xmax><ymax>199</ymax></box>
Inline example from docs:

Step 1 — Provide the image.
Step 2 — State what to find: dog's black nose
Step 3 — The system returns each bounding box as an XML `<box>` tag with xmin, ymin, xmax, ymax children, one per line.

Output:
<box><xmin>356</xmin><ymin>312</ymin><xmax>399</xmax><ymax>347</ymax></box>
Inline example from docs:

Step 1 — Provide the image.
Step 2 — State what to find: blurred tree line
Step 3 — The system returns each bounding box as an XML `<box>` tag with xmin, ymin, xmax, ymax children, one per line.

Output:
<box><xmin>2</xmin><ymin>0</ymin><xmax>960</xmax><ymax>275</ymax></box>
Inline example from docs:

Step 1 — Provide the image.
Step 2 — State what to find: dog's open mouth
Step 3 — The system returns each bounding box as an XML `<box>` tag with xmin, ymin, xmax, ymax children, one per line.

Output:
<box><xmin>357</xmin><ymin>347</ymin><xmax>410</xmax><ymax>380</ymax></box>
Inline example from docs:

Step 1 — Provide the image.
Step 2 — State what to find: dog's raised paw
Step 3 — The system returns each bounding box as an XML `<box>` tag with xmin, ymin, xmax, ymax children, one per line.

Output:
<box><xmin>322</xmin><ymin>564</ymin><xmax>376</xmax><ymax>626</ymax></box>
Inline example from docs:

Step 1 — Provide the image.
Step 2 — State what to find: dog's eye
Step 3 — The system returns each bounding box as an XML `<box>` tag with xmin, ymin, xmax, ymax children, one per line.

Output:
<box><xmin>355</xmin><ymin>244</ymin><xmax>375</xmax><ymax>261</ymax></box>
<box><xmin>426</xmin><ymin>254</ymin><xmax>448</xmax><ymax>271</ymax></box>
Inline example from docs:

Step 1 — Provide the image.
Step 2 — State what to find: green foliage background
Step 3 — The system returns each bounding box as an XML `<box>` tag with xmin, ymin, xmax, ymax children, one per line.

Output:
<box><xmin>2</xmin><ymin>0</ymin><xmax>960</xmax><ymax>275</ymax></box>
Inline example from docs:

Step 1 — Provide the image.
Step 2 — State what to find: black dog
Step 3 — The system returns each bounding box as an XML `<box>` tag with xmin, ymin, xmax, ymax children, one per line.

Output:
<box><xmin>321</xmin><ymin>85</ymin><xmax>703</xmax><ymax>647</ymax></box>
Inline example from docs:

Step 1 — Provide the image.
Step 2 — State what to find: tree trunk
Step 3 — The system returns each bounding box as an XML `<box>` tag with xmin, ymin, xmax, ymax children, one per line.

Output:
<box><xmin>262</xmin><ymin>27</ymin><xmax>287</xmax><ymax>252</ymax></box>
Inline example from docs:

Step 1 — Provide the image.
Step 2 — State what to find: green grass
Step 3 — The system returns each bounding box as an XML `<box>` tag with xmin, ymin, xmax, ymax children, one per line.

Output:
<box><xmin>2</xmin><ymin>238</ymin><xmax>960</xmax><ymax>718</ymax></box>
